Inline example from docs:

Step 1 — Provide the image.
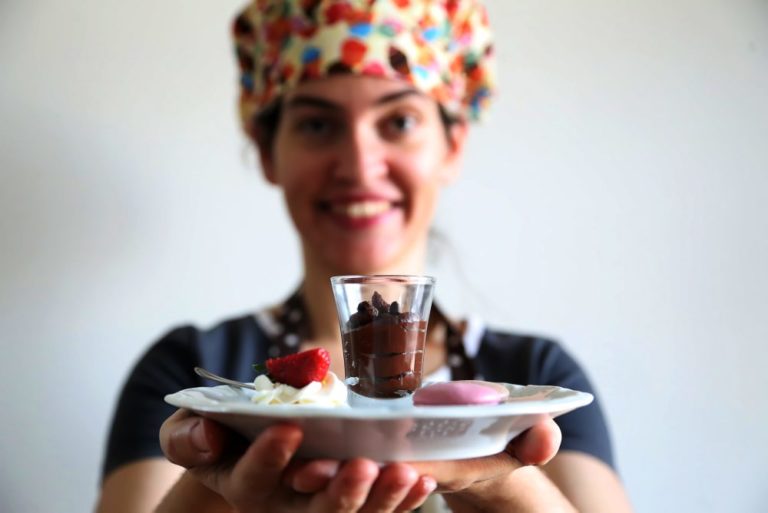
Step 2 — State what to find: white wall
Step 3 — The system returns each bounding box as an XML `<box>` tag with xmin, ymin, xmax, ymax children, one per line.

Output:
<box><xmin>1</xmin><ymin>1</ymin><xmax>766</xmax><ymax>511</ymax></box>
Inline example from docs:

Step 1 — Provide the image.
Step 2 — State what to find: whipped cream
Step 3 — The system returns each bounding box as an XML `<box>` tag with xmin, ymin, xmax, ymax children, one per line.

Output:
<box><xmin>250</xmin><ymin>371</ymin><xmax>348</xmax><ymax>407</ymax></box>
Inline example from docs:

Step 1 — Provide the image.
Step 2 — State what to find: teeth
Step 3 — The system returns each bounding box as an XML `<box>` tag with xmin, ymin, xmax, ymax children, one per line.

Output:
<box><xmin>332</xmin><ymin>200</ymin><xmax>391</xmax><ymax>218</ymax></box>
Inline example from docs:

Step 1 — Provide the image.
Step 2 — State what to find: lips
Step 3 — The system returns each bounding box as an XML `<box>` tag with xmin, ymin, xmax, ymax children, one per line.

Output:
<box><xmin>319</xmin><ymin>197</ymin><xmax>403</xmax><ymax>228</ymax></box>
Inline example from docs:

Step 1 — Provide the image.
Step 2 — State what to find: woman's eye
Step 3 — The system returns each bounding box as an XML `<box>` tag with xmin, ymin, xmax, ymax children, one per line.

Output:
<box><xmin>382</xmin><ymin>113</ymin><xmax>419</xmax><ymax>138</ymax></box>
<box><xmin>393</xmin><ymin>114</ymin><xmax>417</xmax><ymax>132</ymax></box>
<box><xmin>295</xmin><ymin>117</ymin><xmax>336</xmax><ymax>138</ymax></box>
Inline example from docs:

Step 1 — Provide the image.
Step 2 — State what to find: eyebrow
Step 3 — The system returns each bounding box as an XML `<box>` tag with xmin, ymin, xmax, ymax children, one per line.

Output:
<box><xmin>284</xmin><ymin>88</ymin><xmax>422</xmax><ymax>111</ymax></box>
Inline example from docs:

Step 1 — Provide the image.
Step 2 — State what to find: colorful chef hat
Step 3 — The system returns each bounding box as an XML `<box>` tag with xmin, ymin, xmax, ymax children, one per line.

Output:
<box><xmin>232</xmin><ymin>0</ymin><xmax>496</xmax><ymax>128</ymax></box>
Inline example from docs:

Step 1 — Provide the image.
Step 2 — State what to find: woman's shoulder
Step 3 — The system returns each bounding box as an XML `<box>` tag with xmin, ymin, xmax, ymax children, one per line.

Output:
<box><xmin>473</xmin><ymin>322</ymin><xmax>590</xmax><ymax>389</ymax></box>
<box><xmin>139</xmin><ymin>310</ymin><xmax>273</xmax><ymax>383</ymax></box>
<box><xmin>476</xmin><ymin>324</ymin><xmax>562</xmax><ymax>355</ymax></box>
<box><xmin>146</xmin><ymin>312</ymin><xmax>264</xmax><ymax>354</ymax></box>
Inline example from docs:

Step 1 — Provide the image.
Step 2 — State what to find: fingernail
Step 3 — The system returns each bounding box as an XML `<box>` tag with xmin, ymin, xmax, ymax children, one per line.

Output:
<box><xmin>188</xmin><ymin>419</ymin><xmax>210</xmax><ymax>453</ymax></box>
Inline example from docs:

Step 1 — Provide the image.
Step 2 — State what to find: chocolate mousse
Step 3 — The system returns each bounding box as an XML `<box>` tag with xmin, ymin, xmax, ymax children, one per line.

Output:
<box><xmin>342</xmin><ymin>291</ymin><xmax>427</xmax><ymax>398</ymax></box>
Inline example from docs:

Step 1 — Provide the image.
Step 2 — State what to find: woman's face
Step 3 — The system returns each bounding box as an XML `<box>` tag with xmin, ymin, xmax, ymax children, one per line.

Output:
<box><xmin>258</xmin><ymin>75</ymin><xmax>467</xmax><ymax>275</ymax></box>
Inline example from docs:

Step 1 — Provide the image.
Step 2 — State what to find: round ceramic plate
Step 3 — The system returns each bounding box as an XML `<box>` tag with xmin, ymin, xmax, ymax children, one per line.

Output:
<box><xmin>165</xmin><ymin>384</ymin><xmax>593</xmax><ymax>461</ymax></box>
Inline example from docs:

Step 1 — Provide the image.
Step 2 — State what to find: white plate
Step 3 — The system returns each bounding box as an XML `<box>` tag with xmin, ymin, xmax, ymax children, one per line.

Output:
<box><xmin>165</xmin><ymin>384</ymin><xmax>592</xmax><ymax>461</ymax></box>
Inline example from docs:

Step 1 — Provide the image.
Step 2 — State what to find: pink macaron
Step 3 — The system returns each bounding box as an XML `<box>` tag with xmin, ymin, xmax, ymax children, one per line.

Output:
<box><xmin>413</xmin><ymin>380</ymin><xmax>510</xmax><ymax>406</ymax></box>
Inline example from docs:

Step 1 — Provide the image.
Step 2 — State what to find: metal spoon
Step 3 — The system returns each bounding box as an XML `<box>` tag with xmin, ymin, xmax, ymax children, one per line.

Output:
<box><xmin>194</xmin><ymin>367</ymin><xmax>255</xmax><ymax>390</ymax></box>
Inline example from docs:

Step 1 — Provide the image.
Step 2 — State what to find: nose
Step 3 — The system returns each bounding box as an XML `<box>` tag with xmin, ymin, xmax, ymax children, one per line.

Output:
<box><xmin>332</xmin><ymin>124</ymin><xmax>387</xmax><ymax>183</ymax></box>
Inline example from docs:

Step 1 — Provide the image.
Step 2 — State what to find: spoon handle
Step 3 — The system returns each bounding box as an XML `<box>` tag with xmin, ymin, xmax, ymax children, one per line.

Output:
<box><xmin>194</xmin><ymin>367</ymin><xmax>256</xmax><ymax>390</ymax></box>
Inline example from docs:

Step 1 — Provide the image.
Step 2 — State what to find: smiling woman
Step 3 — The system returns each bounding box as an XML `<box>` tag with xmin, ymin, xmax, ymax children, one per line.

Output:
<box><xmin>95</xmin><ymin>1</ymin><xmax>633</xmax><ymax>512</ymax></box>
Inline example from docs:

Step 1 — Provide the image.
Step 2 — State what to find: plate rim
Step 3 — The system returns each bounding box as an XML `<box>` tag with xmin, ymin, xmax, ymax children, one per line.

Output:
<box><xmin>165</xmin><ymin>383</ymin><xmax>594</xmax><ymax>420</ymax></box>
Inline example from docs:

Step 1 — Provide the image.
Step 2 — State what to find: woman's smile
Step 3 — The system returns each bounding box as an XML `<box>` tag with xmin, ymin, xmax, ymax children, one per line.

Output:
<box><xmin>318</xmin><ymin>195</ymin><xmax>405</xmax><ymax>230</ymax></box>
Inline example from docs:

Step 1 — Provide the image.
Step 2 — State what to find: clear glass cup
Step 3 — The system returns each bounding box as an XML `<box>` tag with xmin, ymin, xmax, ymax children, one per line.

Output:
<box><xmin>330</xmin><ymin>275</ymin><xmax>435</xmax><ymax>407</ymax></box>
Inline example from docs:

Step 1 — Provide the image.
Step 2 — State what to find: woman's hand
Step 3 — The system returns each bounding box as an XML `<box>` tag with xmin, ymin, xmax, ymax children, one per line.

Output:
<box><xmin>408</xmin><ymin>418</ymin><xmax>576</xmax><ymax>512</ymax></box>
<box><xmin>410</xmin><ymin>416</ymin><xmax>562</xmax><ymax>493</ymax></box>
<box><xmin>158</xmin><ymin>409</ymin><xmax>436</xmax><ymax>512</ymax></box>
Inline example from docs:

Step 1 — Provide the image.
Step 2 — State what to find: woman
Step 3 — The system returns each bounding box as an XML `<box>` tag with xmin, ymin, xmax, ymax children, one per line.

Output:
<box><xmin>97</xmin><ymin>1</ymin><xmax>633</xmax><ymax>511</ymax></box>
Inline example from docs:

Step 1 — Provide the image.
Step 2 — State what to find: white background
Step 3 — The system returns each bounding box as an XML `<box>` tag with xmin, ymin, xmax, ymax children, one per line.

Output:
<box><xmin>1</xmin><ymin>1</ymin><xmax>767</xmax><ymax>512</ymax></box>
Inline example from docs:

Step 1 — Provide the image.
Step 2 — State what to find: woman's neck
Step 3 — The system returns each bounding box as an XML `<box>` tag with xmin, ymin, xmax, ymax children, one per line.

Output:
<box><xmin>300</xmin><ymin>270</ymin><xmax>342</xmax><ymax>344</ymax></box>
<box><xmin>300</xmin><ymin>245</ymin><xmax>427</xmax><ymax>345</ymax></box>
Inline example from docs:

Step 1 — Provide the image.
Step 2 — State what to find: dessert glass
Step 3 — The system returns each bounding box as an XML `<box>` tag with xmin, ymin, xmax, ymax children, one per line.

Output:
<box><xmin>331</xmin><ymin>275</ymin><xmax>435</xmax><ymax>407</ymax></box>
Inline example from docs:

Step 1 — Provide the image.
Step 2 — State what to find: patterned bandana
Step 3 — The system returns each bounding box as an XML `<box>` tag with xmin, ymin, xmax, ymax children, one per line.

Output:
<box><xmin>232</xmin><ymin>0</ymin><xmax>496</xmax><ymax>128</ymax></box>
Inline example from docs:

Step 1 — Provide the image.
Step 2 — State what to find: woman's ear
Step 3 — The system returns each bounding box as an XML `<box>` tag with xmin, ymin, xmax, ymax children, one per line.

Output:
<box><xmin>440</xmin><ymin>120</ymin><xmax>469</xmax><ymax>185</ymax></box>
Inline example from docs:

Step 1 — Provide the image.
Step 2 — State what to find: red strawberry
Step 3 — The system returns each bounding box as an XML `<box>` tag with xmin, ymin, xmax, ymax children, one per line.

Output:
<box><xmin>264</xmin><ymin>348</ymin><xmax>331</xmax><ymax>388</ymax></box>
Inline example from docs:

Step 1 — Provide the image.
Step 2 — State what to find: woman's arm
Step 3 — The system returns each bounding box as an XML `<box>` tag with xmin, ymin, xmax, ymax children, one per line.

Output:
<box><xmin>96</xmin><ymin>459</ymin><xmax>234</xmax><ymax>513</ymax></box>
<box><xmin>95</xmin><ymin>459</ymin><xmax>187</xmax><ymax>513</ymax></box>
<box><xmin>155</xmin><ymin>472</ymin><xmax>234</xmax><ymax>513</ymax></box>
<box><xmin>544</xmin><ymin>451</ymin><xmax>633</xmax><ymax>512</ymax></box>
<box><xmin>440</xmin><ymin>451</ymin><xmax>633</xmax><ymax>513</ymax></box>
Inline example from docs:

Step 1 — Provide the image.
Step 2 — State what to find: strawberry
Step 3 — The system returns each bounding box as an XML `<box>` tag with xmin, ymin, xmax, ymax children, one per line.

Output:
<box><xmin>261</xmin><ymin>348</ymin><xmax>331</xmax><ymax>388</ymax></box>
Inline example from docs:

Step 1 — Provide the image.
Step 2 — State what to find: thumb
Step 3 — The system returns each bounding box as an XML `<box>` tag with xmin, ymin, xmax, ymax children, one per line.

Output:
<box><xmin>159</xmin><ymin>409</ymin><xmax>226</xmax><ymax>467</ymax></box>
<box><xmin>508</xmin><ymin>417</ymin><xmax>562</xmax><ymax>466</ymax></box>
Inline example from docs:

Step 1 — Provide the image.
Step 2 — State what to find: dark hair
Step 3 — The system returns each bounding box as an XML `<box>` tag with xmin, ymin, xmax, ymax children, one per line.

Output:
<box><xmin>252</xmin><ymin>100</ymin><xmax>282</xmax><ymax>154</ymax></box>
<box><xmin>252</xmin><ymin>100</ymin><xmax>462</xmax><ymax>152</ymax></box>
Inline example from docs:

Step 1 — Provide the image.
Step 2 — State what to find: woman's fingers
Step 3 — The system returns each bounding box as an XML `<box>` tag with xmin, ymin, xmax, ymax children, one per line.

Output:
<box><xmin>159</xmin><ymin>409</ymin><xmax>227</xmax><ymax>467</ymax></box>
<box><xmin>285</xmin><ymin>459</ymin><xmax>341</xmax><ymax>493</ymax></box>
<box><xmin>313</xmin><ymin>458</ymin><xmax>380</xmax><ymax>512</ymax></box>
<box><xmin>227</xmin><ymin>424</ymin><xmax>303</xmax><ymax>503</ymax></box>
<box><xmin>395</xmin><ymin>475</ymin><xmax>438</xmax><ymax>512</ymax></box>
<box><xmin>357</xmin><ymin>463</ymin><xmax>418</xmax><ymax>513</ymax></box>
<box><xmin>162</xmin><ymin>419</ymin><xmax>304</xmax><ymax>510</ymax></box>
<box><xmin>290</xmin><ymin>461</ymin><xmax>436</xmax><ymax>513</ymax></box>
